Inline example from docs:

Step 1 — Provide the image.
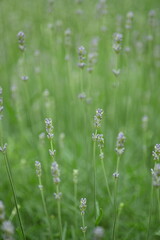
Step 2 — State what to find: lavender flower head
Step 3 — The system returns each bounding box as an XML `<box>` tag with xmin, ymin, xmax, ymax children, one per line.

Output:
<box><xmin>115</xmin><ymin>132</ymin><xmax>126</xmax><ymax>155</ymax></box>
<box><xmin>17</xmin><ymin>31</ymin><xmax>25</xmax><ymax>51</ymax></box>
<box><xmin>45</xmin><ymin>118</ymin><xmax>54</xmax><ymax>139</ymax></box>
<box><xmin>152</xmin><ymin>144</ymin><xmax>160</xmax><ymax>161</ymax></box>
<box><xmin>73</xmin><ymin>169</ymin><xmax>79</xmax><ymax>184</ymax></box>
<box><xmin>78</xmin><ymin>46</ymin><xmax>86</xmax><ymax>68</ymax></box>
<box><xmin>80</xmin><ymin>198</ymin><xmax>87</xmax><ymax>216</ymax></box>
<box><xmin>93</xmin><ymin>108</ymin><xmax>104</xmax><ymax>128</ymax></box>
<box><xmin>51</xmin><ymin>161</ymin><xmax>61</xmax><ymax>184</ymax></box>
<box><xmin>35</xmin><ymin>161</ymin><xmax>42</xmax><ymax>177</ymax></box>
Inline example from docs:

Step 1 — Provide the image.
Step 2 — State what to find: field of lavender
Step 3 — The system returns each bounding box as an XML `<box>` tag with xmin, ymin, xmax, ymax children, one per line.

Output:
<box><xmin>0</xmin><ymin>0</ymin><xmax>160</xmax><ymax>239</ymax></box>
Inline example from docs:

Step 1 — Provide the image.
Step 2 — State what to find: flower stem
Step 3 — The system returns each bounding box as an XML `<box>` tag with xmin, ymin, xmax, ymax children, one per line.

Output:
<box><xmin>56</xmin><ymin>185</ymin><xmax>63</xmax><ymax>240</ymax></box>
<box><xmin>93</xmin><ymin>129</ymin><xmax>97</xmax><ymax>220</ymax></box>
<box><xmin>112</xmin><ymin>155</ymin><xmax>120</xmax><ymax>240</ymax></box>
<box><xmin>146</xmin><ymin>184</ymin><xmax>153</xmax><ymax>240</ymax></box>
<box><xmin>101</xmin><ymin>157</ymin><xmax>112</xmax><ymax>203</ymax></box>
<box><xmin>38</xmin><ymin>177</ymin><xmax>53</xmax><ymax>240</ymax></box>
<box><xmin>4</xmin><ymin>153</ymin><xmax>26</xmax><ymax>240</ymax></box>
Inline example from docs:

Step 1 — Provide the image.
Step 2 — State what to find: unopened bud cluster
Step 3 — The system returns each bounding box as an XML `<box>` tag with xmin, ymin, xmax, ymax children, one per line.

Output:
<box><xmin>73</xmin><ymin>169</ymin><xmax>79</xmax><ymax>184</ymax></box>
<box><xmin>78</xmin><ymin>46</ymin><xmax>86</xmax><ymax>68</ymax></box>
<box><xmin>115</xmin><ymin>132</ymin><xmax>126</xmax><ymax>155</ymax></box>
<box><xmin>0</xmin><ymin>87</ymin><xmax>4</xmax><ymax>120</ymax></box>
<box><xmin>17</xmin><ymin>31</ymin><xmax>25</xmax><ymax>51</ymax></box>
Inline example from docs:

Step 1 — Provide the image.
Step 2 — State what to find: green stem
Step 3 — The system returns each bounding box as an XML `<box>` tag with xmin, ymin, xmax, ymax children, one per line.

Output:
<box><xmin>112</xmin><ymin>155</ymin><xmax>120</xmax><ymax>240</ymax></box>
<box><xmin>112</xmin><ymin>178</ymin><xmax>118</xmax><ymax>240</ymax></box>
<box><xmin>146</xmin><ymin>184</ymin><xmax>153</xmax><ymax>240</ymax></box>
<box><xmin>157</xmin><ymin>188</ymin><xmax>160</xmax><ymax>221</ymax></box>
<box><xmin>4</xmin><ymin>153</ymin><xmax>26</xmax><ymax>240</ymax></box>
<box><xmin>82</xmin><ymin>215</ymin><xmax>86</xmax><ymax>240</ymax></box>
<box><xmin>38</xmin><ymin>177</ymin><xmax>53</xmax><ymax>240</ymax></box>
<box><xmin>56</xmin><ymin>185</ymin><xmax>63</xmax><ymax>240</ymax></box>
<box><xmin>101</xmin><ymin>157</ymin><xmax>112</xmax><ymax>203</ymax></box>
<box><xmin>74</xmin><ymin>182</ymin><xmax>78</xmax><ymax>237</ymax></box>
<box><xmin>93</xmin><ymin>129</ymin><xmax>97</xmax><ymax>220</ymax></box>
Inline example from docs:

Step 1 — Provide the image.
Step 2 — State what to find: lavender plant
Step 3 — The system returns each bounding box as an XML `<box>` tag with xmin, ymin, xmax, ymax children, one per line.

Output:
<box><xmin>112</xmin><ymin>132</ymin><xmax>126</xmax><ymax>240</ymax></box>
<box><xmin>45</xmin><ymin>118</ymin><xmax>63</xmax><ymax>240</ymax></box>
<box><xmin>35</xmin><ymin>161</ymin><xmax>53</xmax><ymax>240</ymax></box>
<box><xmin>80</xmin><ymin>198</ymin><xmax>87</xmax><ymax>240</ymax></box>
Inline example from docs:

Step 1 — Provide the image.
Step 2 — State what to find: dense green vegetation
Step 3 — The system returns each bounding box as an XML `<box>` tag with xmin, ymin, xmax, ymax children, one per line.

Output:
<box><xmin>0</xmin><ymin>0</ymin><xmax>160</xmax><ymax>239</ymax></box>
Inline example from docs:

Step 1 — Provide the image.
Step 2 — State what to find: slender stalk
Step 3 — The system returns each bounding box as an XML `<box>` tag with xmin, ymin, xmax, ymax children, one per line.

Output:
<box><xmin>4</xmin><ymin>153</ymin><xmax>26</xmax><ymax>240</ymax></box>
<box><xmin>93</xmin><ymin>129</ymin><xmax>97</xmax><ymax>220</ymax></box>
<box><xmin>38</xmin><ymin>177</ymin><xmax>53</xmax><ymax>240</ymax></box>
<box><xmin>74</xmin><ymin>181</ymin><xmax>78</xmax><ymax>236</ymax></box>
<box><xmin>81</xmin><ymin>215</ymin><xmax>86</xmax><ymax>240</ymax></box>
<box><xmin>157</xmin><ymin>188</ymin><xmax>160</xmax><ymax>220</ymax></box>
<box><xmin>146</xmin><ymin>184</ymin><xmax>153</xmax><ymax>240</ymax></box>
<box><xmin>112</xmin><ymin>155</ymin><xmax>120</xmax><ymax>240</ymax></box>
<box><xmin>101</xmin><ymin>157</ymin><xmax>112</xmax><ymax>203</ymax></box>
<box><xmin>56</xmin><ymin>185</ymin><xmax>63</xmax><ymax>240</ymax></box>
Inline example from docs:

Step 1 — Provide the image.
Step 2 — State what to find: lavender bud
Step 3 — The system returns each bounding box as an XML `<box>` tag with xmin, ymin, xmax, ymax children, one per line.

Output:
<box><xmin>0</xmin><ymin>143</ymin><xmax>7</xmax><ymax>154</ymax></box>
<box><xmin>51</xmin><ymin>161</ymin><xmax>61</xmax><ymax>184</ymax></box>
<box><xmin>113</xmin><ymin>172</ymin><xmax>120</xmax><ymax>178</ymax></box>
<box><xmin>49</xmin><ymin>149</ymin><xmax>56</xmax><ymax>157</ymax></box>
<box><xmin>80</xmin><ymin>198</ymin><xmax>87</xmax><ymax>215</ymax></box>
<box><xmin>115</xmin><ymin>132</ymin><xmax>126</xmax><ymax>155</ymax></box>
<box><xmin>53</xmin><ymin>192</ymin><xmax>62</xmax><ymax>200</ymax></box>
<box><xmin>35</xmin><ymin>161</ymin><xmax>42</xmax><ymax>177</ymax></box>
<box><xmin>73</xmin><ymin>169</ymin><xmax>79</xmax><ymax>183</ymax></box>
<box><xmin>152</xmin><ymin>144</ymin><xmax>160</xmax><ymax>161</ymax></box>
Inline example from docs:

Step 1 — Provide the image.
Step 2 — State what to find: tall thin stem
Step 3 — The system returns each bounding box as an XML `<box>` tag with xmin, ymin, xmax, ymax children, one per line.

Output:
<box><xmin>4</xmin><ymin>153</ymin><xmax>26</xmax><ymax>240</ymax></box>
<box><xmin>101</xmin><ymin>157</ymin><xmax>112</xmax><ymax>203</ymax></box>
<box><xmin>146</xmin><ymin>184</ymin><xmax>153</xmax><ymax>240</ymax></box>
<box><xmin>74</xmin><ymin>181</ymin><xmax>78</xmax><ymax>236</ymax></box>
<box><xmin>112</xmin><ymin>155</ymin><xmax>120</xmax><ymax>240</ymax></box>
<box><xmin>56</xmin><ymin>185</ymin><xmax>63</xmax><ymax>240</ymax></box>
<box><xmin>93</xmin><ymin>129</ymin><xmax>97</xmax><ymax>220</ymax></box>
<box><xmin>38</xmin><ymin>177</ymin><xmax>53</xmax><ymax>240</ymax></box>
<box><xmin>81</xmin><ymin>215</ymin><xmax>86</xmax><ymax>240</ymax></box>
